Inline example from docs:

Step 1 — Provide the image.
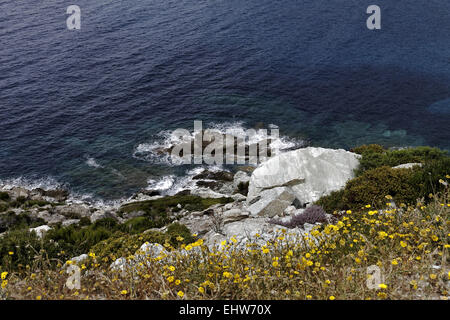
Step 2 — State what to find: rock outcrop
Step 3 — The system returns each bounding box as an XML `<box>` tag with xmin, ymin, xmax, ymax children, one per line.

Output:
<box><xmin>247</xmin><ymin>147</ymin><xmax>360</xmax><ymax>213</ymax></box>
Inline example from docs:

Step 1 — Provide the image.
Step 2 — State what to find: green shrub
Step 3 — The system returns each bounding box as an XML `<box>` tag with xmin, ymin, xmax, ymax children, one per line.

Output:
<box><xmin>0</xmin><ymin>203</ymin><xmax>9</xmax><ymax>213</ymax></box>
<box><xmin>90</xmin><ymin>222</ymin><xmax>194</xmax><ymax>264</ymax></box>
<box><xmin>91</xmin><ymin>217</ymin><xmax>118</xmax><ymax>230</ymax></box>
<box><xmin>0</xmin><ymin>229</ymin><xmax>61</xmax><ymax>271</ymax></box>
<box><xmin>10</xmin><ymin>196</ymin><xmax>27</xmax><ymax>208</ymax></box>
<box><xmin>89</xmin><ymin>231</ymin><xmax>167</xmax><ymax>263</ymax></box>
<box><xmin>43</xmin><ymin>218</ymin><xmax>120</xmax><ymax>258</ymax></box>
<box><xmin>0</xmin><ymin>211</ymin><xmax>46</xmax><ymax>233</ymax></box>
<box><xmin>316</xmin><ymin>157</ymin><xmax>450</xmax><ymax>213</ymax></box>
<box><xmin>408</xmin><ymin>158</ymin><xmax>450</xmax><ymax>197</ymax></box>
<box><xmin>354</xmin><ymin>145</ymin><xmax>447</xmax><ymax>176</ymax></box>
<box><xmin>315</xmin><ymin>189</ymin><xmax>346</xmax><ymax>214</ymax></box>
<box><xmin>79</xmin><ymin>217</ymin><xmax>91</xmax><ymax>226</ymax></box>
<box><xmin>343</xmin><ymin>166</ymin><xmax>419</xmax><ymax>209</ymax></box>
<box><xmin>236</xmin><ymin>181</ymin><xmax>249</xmax><ymax>196</ymax></box>
<box><xmin>166</xmin><ymin>222</ymin><xmax>195</xmax><ymax>246</ymax></box>
<box><xmin>316</xmin><ymin>166</ymin><xmax>420</xmax><ymax>212</ymax></box>
<box><xmin>120</xmin><ymin>216</ymin><xmax>157</xmax><ymax>234</ymax></box>
<box><xmin>352</xmin><ymin>144</ymin><xmax>385</xmax><ymax>155</ymax></box>
<box><xmin>119</xmin><ymin>195</ymin><xmax>233</xmax><ymax>228</ymax></box>
<box><xmin>0</xmin><ymin>192</ymin><xmax>10</xmax><ymax>201</ymax></box>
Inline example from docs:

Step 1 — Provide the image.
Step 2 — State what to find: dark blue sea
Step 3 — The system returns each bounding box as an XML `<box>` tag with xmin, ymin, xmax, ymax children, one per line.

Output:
<box><xmin>1</xmin><ymin>0</ymin><xmax>449</xmax><ymax>200</ymax></box>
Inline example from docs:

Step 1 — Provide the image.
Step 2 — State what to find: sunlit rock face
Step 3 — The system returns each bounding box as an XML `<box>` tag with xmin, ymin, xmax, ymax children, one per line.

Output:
<box><xmin>247</xmin><ymin>147</ymin><xmax>361</xmax><ymax>211</ymax></box>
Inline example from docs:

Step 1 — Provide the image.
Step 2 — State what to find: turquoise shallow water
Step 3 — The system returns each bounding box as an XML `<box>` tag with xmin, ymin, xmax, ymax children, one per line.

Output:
<box><xmin>0</xmin><ymin>0</ymin><xmax>449</xmax><ymax>199</ymax></box>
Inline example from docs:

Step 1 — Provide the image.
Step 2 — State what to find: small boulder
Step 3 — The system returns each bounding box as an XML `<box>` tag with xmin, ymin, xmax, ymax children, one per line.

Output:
<box><xmin>62</xmin><ymin>219</ymin><xmax>80</xmax><ymax>227</ymax></box>
<box><xmin>392</xmin><ymin>163</ymin><xmax>423</xmax><ymax>170</ymax></box>
<box><xmin>247</xmin><ymin>187</ymin><xmax>296</xmax><ymax>217</ymax></box>
<box><xmin>29</xmin><ymin>225</ymin><xmax>51</xmax><ymax>238</ymax></box>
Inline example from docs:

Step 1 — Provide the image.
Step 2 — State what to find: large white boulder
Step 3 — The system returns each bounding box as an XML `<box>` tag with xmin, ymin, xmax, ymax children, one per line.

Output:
<box><xmin>247</xmin><ymin>147</ymin><xmax>360</xmax><ymax>207</ymax></box>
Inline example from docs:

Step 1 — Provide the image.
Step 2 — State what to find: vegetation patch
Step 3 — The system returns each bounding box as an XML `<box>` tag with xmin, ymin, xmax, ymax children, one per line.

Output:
<box><xmin>316</xmin><ymin>146</ymin><xmax>450</xmax><ymax>213</ymax></box>
<box><xmin>89</xmin><ymin>223</ymin><xmax>194</xmax><ymax>264</ymax></box>
<box><xmin>2</xmin><ymin>188</ymin><xmax>448</xmax><ymax>300</ymax></box>
<box><xmin>352</xmin><ymin>144</ymin><xmax>447</xmax><ymax>176</ymax></box>
<box><xmin>0</xmin><ymin>211</ymin><xmax>46</xmax><ymax>233</ymax></box>
<box><xmin>119</xmin><ymin>195</ymin><xmax>233</xmax><ymax>225</ymax></box>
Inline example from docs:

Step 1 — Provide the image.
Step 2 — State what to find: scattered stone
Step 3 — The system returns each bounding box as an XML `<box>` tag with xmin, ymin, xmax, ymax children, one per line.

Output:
<box><xmin>137</xmin><ymin>242</ymin><xmax>167</xmax><ymax>259</ymax></box>
<box><xmin>38</xmin><ymin>189</ymin><xmax>69</xmax><ymax>202</ymax></box>
<box><xmin>231</xmin><ymin>193</ymin><xmax>247</xmax><ymax>202</ymax></box>
<box><xmin>36</xmin><ymin>210</ymin><xmax>66</xmax><ymax>225</ymax></box>
<box><xmin>8</xmin><ymin>187</ymin><xmax>29</xmax><ymax>200</ymax></box>
<box><xmin>190</xmin><ymin>188</ymin><xmax>228</xmax><ymax>199</ymax></box>
<box><xmin>54</xmin><ymin>204</ymin><xmax>91</xmax><ymax>219</ymax></box>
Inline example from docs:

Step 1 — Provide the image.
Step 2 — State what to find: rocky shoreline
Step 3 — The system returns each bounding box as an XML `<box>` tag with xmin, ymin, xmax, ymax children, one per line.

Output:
<box><xmin>1</xmin><ymin>144</ymin><xmax>449</xmax><ymax>301</ymax></box>
<box><xmin>0</xmin><ymin>147</ymin><xmax>361</xmax><ymax>246</ymax></box>
<box><xmin>1</xmin><ymin>145</ymin><xmax>434</xmax><ymax>270</ymax></box>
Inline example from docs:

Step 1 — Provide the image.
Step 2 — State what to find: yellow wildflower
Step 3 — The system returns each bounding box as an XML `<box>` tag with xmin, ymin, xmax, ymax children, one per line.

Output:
<box><xmin>378</xmin><ymin>283</ymin><xmax>387</xmax><ymax>289</ymax></box>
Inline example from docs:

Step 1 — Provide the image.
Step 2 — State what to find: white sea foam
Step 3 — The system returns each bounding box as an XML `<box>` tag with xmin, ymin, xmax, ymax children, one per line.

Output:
<box><xmin>0</xmin><ymin>176</ymin><xmax>121</xmax><ymax>208</ymax></box>
<box><xmin>146</xmin><ymin>175</ymin><xmax>176</xmax><ymax>191</ymax></box>
<box><xmin>65</xmin><ymin>191</ymin><xmax>122</xmax><ymax>209</ymax></box>
<box><xmin>85</xmin><ymin>157</ymin><xmax>103</xmax><ymax>169</ymax></box>
<box><xmin>0</xmin><ymin>176</ymin><xmax>63</xmax><ymax>191</ymax></box>
<box><xmin>144</xmin><ymin>165</ymin><xmax>231</xmax><ymax>196</ymax></box>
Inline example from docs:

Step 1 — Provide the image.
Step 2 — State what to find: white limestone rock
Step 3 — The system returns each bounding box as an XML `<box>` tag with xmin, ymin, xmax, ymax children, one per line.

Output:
<box><xmin>392</xmin><ymin>163</ymin><xmax>423</xmax><ymax>169</ymax></box>
<box><xmin>71</xmin><ymin>254</ymin><xmax>88</xmax><ymax>264</ymax></box>
<box><xmin>29</xmin><ymin>225</ymin><xmax>51</xmax><ymax>238</ymax></box>
<box><xmin>247</xmin><ymin>147</ymin><xmax>360</xmax><ymax>207</ymax></box>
